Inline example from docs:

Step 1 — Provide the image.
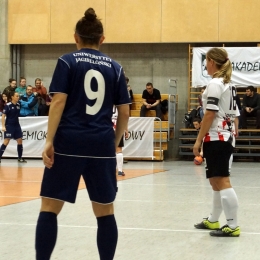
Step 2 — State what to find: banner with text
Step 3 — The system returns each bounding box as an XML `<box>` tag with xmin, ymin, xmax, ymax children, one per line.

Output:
<box><xmin>0</xmin><ymin>116</ymin><xmax>48</xmax><ymax>158</ymax></box>
<box><xmin>0</xmin><ymin>117</ymin><xmax>154</xmax><ymax>158</ymax></box>
<box><xmin>192</xmin><ymin>47</ymin><xmax>260</xmax><ymax>87</ymax></box>
<box><xmin>123</xmin><ymin>117</ymin><xmax>154</xmax><ymax>158</ymax></box>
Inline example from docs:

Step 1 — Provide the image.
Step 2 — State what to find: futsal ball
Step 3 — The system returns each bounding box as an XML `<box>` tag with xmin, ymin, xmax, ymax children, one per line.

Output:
<box><xmin>194</xmin><ymin>156</ymin><xmax>203</xmax><ymax>165</ymax></box>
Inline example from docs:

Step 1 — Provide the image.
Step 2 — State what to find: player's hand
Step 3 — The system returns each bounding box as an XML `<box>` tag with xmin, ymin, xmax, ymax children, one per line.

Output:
<box><xmin>234</xmin><ymin>129</ymin><xmax>239</xmax><ymax>137</ymax></box>
<box><xmin>125</xmin><ymin>130</ymin><xmax>129</xmax><ymax>138</ymax></box>
<box><xmin>42</xmin><ymin>142</ymin><xmax>54</xmax><ymax>169</ymax></box>
<box><xmin>2</xmin><ymin>127</ymin><xmax>6</xmax><ymax>132</ymax></box>
<box><xmin>193</xmin><ymin>140</ymin><xmax>201</xmax><ymax>156</ymax></box>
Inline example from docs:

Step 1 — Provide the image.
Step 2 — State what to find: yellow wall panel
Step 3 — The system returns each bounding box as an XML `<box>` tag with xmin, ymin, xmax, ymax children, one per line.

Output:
<box><xmin>8</xmin><ymin>0</ymin><xmax>50</xmax><ymax>44</ymax></box>
<box><xmin>219</xmin><ymin>0</ymin><xmax>260</xmax><ymax>42</ymax></box>
<box><xmin>51</xmin><ymin>0</ymin><xmax>105</xmax><ymax>43</ymax></box>
<box><xmin>162</xmin><ymin>0</ymin><xmax>218</xmax><ymax>42</ymax></box>
<box><xmin>105</xmin><ymin>0</ymin><xmax>161</xmax><ymax>43</ymax></box>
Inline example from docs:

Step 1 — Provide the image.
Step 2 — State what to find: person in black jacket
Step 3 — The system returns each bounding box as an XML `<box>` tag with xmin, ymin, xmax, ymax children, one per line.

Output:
<box><xmin>140</xmin><ymin>82</ymin><xmax>161</xmax><ymax>119</ymax></box>
<box><xmin>240</xmin><ymin>86</ymin><xmax>260</xmax><ymax>129</ymax></box>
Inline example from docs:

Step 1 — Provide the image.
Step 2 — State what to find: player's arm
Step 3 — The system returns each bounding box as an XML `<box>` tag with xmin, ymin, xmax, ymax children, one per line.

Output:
<box><xmin>234</xmin><ymin>117</ymin><xmax>239</xmax><ymax>137</ymax></box>
<box><xmin>46</xmin><ymin>93</ymin><xmax>67</xmax><ymax>143</ymax></box>
<box><xmin>193</xmin><ymin>109</ymin><xmax>215</xmax><ymax>156</ymax></box>
<box><xmin>43</xmin><ymin>93</ymin><xmax>67</xmax><ymax>168</ymax></box>
<box><xmin>1</xmin><ymin>113</ymin><xmax>6</xmax><ymax>131</ymax></box>
<box><xmin>115</xmin><ymin>104</ymin><xmax>129</xmax><ymax>148</ymax></box>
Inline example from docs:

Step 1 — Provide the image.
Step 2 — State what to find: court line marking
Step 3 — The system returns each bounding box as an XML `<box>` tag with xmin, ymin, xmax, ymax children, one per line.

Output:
<box><xmin>0</xmin><ymin>222</ymin><xmax>257</xmax><ymax>235</ymax></box>
<box><xmin>117</xmin><ymin>183</ymin><xmax>260</xmax><ymax>189</ymax></box>
<box><xmin>2</xmin><ymin>180</ymin><xmax>260</xmax><ymax>190</ymax></box>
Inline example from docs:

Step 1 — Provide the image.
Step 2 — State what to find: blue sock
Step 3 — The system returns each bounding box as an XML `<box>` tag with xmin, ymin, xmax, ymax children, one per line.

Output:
<box><xmin>97</xmin><ymin>215</ymin><xmax>118</xmax><ymax>260</ymax></box>
<box><xmin>0</xmin><ymin>144</ymin><xmax>7</xmax><ymax>159</ymax></box>
<box><xmin>35</xmin><ymin>211</ymin><xmax>57</xmax><ymax>260</ymax></box>
<box><xmin>17</xmin><ymin>144</ymin><xmax>23</xmax><ymax>159</ymax></box>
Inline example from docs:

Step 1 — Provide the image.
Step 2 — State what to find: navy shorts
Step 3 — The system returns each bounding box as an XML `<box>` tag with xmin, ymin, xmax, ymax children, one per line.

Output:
<box><xmin>4</xmin><ymin>124</ymin><xmax>23</xmax><ymax>140</ymax></box>
<box><xmin>40</xmin><ymin>153</ymin><xmax>117</xmax><ymax>204</ymax></box>
<box><xmin>203</xmin><ymin>141</ymin><xmax>233</xmax><ymax>179</ymax></box>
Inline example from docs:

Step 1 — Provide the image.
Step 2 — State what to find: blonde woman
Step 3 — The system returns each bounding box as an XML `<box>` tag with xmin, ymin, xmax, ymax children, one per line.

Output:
<box><xmin>193</xmin><ymin>47</ymin><xmax>240</xmax><ymax>237</ymax></box>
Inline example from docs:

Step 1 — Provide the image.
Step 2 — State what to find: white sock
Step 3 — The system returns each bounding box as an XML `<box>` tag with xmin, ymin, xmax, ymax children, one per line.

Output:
<box><xmin>208</xmin><ymin>191</ymin><xmax>223</xmax><ymax>222</ymax></box>
<box><xmin>220</xmin><ymin>188</ymin><xmax>239</xmax><ymax>228</ymax></box>
<box><xmin>116</xmin><ymin>153</ymin><xmax>123</xmax><ymax>172</ymax></box>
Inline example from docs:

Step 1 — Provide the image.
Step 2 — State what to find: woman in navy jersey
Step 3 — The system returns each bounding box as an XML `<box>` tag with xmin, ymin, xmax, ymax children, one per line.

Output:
<box><xmin>35</xmin><ymin>8</ymin><xmax>130</xmax><ymax>260</ymax></box>
<box><xmin>193</xmin><ymin>47</ymin><xmax>240</xmax><ymax>237</ymax></box>
<box><xmin>0</xmin><ymin>92</ymin><xmax>27</xmax><ymax>163</ymax></box>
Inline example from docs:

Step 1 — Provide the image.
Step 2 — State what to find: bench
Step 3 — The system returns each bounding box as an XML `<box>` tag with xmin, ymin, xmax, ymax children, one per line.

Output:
<box><xmin>125</xmin><ymin>93</ymin><xmax>177</xmax><ymax>161</ymax></box>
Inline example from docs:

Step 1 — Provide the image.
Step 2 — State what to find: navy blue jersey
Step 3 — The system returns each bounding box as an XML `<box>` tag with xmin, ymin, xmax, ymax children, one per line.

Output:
<box><xmin>50</xmin><ymin>48</ymin><xmax>131</xmax><ymax>157</ymax></box>
<box><xmin>3</xmin><ymin>102</ymin><xmax>21</xmax><ymax>125</ymax></box>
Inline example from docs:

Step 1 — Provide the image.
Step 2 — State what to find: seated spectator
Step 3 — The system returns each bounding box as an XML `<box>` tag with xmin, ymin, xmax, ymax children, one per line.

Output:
<box><xmin>15</xmin><ymin>77</ymin><xmax>27</xmax><ymax>96</ymax></box>
<box><xmin>3</xmin><ymin>78</ymin><xmax>17</xmax><ymax>102</ymax></box>
<box><xmin>125</xmin><ymin>77</ymin><xmax>133</xmax><ymax>100</ymax></box>
<box><xmin>235</xmin><ymin>95</ymin><xmax>242</xmax><ymax>128</ymax></box>
<box><xmin>140</xmin><ymin>82</ymin><xmax>161</xmax><ymax>119</ymax></box>
<box><xmin>0</xmin><ymin>93</ymin><xmax>8</xmax><ymax>116</ymax></box>
<box><xmin>193</xmin><ymin>117</ymin><xmax>202</xmax><ymax>130</ymax></box>
<box><xmin>19</xmin><ymin>85</ymin><xmax>39</xmax><ymax>116</ymax></box>
<box><xmin>240</xmin><ymin>86</ymin><xmax>260</xmax><ymax>129</ymax></box>
<box><xmin>45</xmin><ymin>93</ymin><xmax>52</xmax><ymax>116</ymax></box>
<box><xmin>33</xmin><ymin>78</ymin><xmax>48</xmax><ymax>116</ymax></box>
<box><xmin>235</xmin><ymin>95</ymin><xmax>242</xmax><ymax>111</ymax></box>
<box><xmin>197</xmin><ymin>86</ymin><xmax>206</xmax><ymax>119</ymax></box>
<box><xmin>34</xmin><ymin>78</ymin><xmax>47</xmax><ymax>99</ymax></box>
<box><xmin>192</xmin><ymin>117</ymin><xmax>203</xmax><ymax>159</ymax></box>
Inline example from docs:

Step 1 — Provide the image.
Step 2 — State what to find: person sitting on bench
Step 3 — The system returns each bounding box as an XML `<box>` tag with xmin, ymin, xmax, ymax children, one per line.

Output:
<box><xmin>140</xmin><ymin>82</ymin><xmax>161</xmax><ymax>120</ymax></box>
<box><xmin>240</xmin><ymin>86</ymin><xmax>260</xmax><ymax>129</ymax></box>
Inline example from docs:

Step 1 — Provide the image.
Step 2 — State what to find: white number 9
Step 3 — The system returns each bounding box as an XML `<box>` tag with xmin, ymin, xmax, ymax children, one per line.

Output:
<box><xmin>84</xmin><ymin>69</ymin><xmax>105</xmax><ymax>115</ymax></box>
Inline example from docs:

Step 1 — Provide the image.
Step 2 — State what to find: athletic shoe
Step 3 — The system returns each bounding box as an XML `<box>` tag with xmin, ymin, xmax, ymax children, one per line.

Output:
<box><xmin>194</xmin><ymin>218</ymin><xmax>220</xmax><ymax>230</ymax></box>
<box><xmin>18</xmin><ymin>158</ymin><xmax>27</xmax><ymax>163</ymax></box>
<box><xmin>118</xmin><ymin>171</ymin><xmax>125</xmax><ymax>176</ymax></box>
<box><xmin>210</xmin><ymin>225</ymin><xmax>240</xmax><ymax>237</ymax></box>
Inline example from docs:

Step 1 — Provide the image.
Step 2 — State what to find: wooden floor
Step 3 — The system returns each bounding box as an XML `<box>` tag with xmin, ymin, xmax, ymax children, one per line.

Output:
<box><xmin>0</xmin><ymin>166</ymin><xmax>165</xmax><ymax>207</ymax></box>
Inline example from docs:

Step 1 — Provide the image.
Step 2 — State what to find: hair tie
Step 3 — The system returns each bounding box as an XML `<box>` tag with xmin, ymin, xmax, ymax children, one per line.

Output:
<box><xmin>225</xmin><ymin>58</ymin><xmax>229</xmax><ymax>62</ymax></box>
<box><xmin>75</xmin><ymin>31</ymin><xmax>103</xmax><ymax>39</ymax></box>
<box><xmin>76</xmin><ymin>32</ymin><xmax>96</xmax><ymax>39</ymax></box>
